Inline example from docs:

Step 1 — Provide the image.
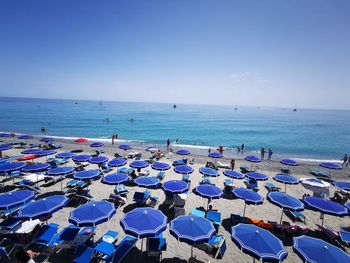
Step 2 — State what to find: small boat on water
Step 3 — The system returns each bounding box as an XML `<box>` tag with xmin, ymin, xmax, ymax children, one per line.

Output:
<box><xmin>173</xmin><ymin>104</ymin><xmax>177</xmax><ymax>108</ymax></box>
<box><xmin>293</xmin><ymin>108</ymin><xmax>297</xmax><ymax>112</ymax></box>
<box><xmin>75</xmin><ymin>101</ymin><xmax>79</xmax><ymax>104</ymax></box>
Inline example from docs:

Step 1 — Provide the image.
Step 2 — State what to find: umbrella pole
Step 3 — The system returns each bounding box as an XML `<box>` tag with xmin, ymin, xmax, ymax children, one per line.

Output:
<box><xmin>243</xmin><ymin>203</ymin><xmax>247</xmax><ymax>217</ymax></box>
<box><xmin>60</xmin><ymin>176</ymin><xmax>63</xmax><ymax>191</ymax></box>
<box><xmin>280</xmin><ymin>209</ymin><xmax>284</xmax><ymax>224</ymax></box>
<box><xmin>141</xmin><ymin>238</ymin><xmax>143</xmax><ymax>251</ymax></box>
<box><xmin>191</xmin><ymin>245</ymin><xmax>193</xmax><ymax>258</ymax></box>
<box><xmin>321</xmin><ymin>213</ymin><xmax>325</xmax><ymax>226</ymax></box>
<box><xmin>284</xmin><ymin>184</ymin><xmax>287</xmax><ymax>193</ymax></box>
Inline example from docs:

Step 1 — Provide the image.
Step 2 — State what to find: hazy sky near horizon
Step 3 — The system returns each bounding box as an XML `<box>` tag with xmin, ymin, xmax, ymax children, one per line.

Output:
<box><xmin>1</xmin><ymin>1</ymin><xmax>350</xmax><ymax>109</ymax></box>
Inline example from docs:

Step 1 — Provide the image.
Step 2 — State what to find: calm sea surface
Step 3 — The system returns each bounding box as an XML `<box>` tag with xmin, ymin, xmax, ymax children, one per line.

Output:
<box><xmin>0</xmin><ymin>97</ymin><xmax>349</xmax><ymax>160</ymax></box>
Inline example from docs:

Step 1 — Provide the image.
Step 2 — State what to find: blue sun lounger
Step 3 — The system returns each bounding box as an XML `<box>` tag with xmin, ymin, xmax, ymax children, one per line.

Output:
<box><xmin>147</xmin><ymin>233</ymin><xmax>167</xmax><ymax>260</ymax></box>
<box><xmin>206</xmin><ymin>211</ymin><xmax>222</xmax><ymax>228</ymax></box>
<box><xmin>0</xmin><ymin>217</ymin><xmax>22</xmax><ymax>230</ymax></box>
<box><xmin>111</xmin><ymin>236</ymin><xmax>137</xmax><ymax>263</ymax></box>
<box><xmin>133</xmin><ymin>190</ymin><xmax>151</xmax><ymax>204</ymax></box>
<box><xmin>33</xmin><ymin>223</ymin><xmax>60</xmax><ymax>246</ymax></box>
<box><xmin>73</xmin><ymin>246</ymin><xmax>95</xmax><ymax>263</ymax></box>
<box><xmin>340</xmin><ymin>227</ymin><xmax>350</xmax><ymax>245</ymax></box>
<box><xmin>191</xmin><ymin>208</ymin><xmax>206</xmax><ymax>217</ymax></box>
<box><xmin>0</xmin><ymin>238</ymin><xmax>17</xmax><ymax>261</ymax></box>
<box><xmin>265</xmin><ymin>182</ymin><xmax>280</xmax><ymax>192</ymax></box>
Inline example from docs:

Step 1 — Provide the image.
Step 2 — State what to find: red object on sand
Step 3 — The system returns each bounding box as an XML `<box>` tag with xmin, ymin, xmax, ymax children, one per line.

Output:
<box><xmin>75</xmin><ymin>138</ymin><xmax>88</xmax><ymax>143</ymax></box>
<box><xmin>17</xmin><ymin>154</ymin><xmax>38</xmax><ymax>161</ymax></box>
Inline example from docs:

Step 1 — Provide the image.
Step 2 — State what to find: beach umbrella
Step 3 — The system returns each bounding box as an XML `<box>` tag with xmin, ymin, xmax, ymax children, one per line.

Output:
<box><xmin>177</xmin><ymin>149</ymin><xmax>190</xmax><ymax>155</ymax></box>
<box><xmin>102</xmin><ymin>172</ymin><xmax>129</xmax><ymax>185</ymax></box>
<box><xmin>47</xmin><ymin>166</ymin><xmax>75</xmax><ymax>191</ymax></box>
<box><xmin>121</xmin><ymin>208</ymin><xmax>167</xmax><ymax>238</ymax></box>
<box><xmin>162</xmin><ymin>180</ymin><xmax>189</xmax><ymax>194</ymax></box>
<box><xmin>0</xmin><ymin>190</ymin><xmax>35</xmax><ymax>210</ymax></box>
<box><xmin>36</xmin><ymin>150</ymin><xmax>57</xmax><ymax>161</ymax></box>
<box><xmin>74</xmin><ymin>169</ymin><xmax>101</xmax><ymax>181</ymax></box>
<box><xmin>18</xmin><ymin>195</ymin><xmax>69</xmax><ymax>220</ymax></box>
<box><xmin>333</xmin><ymin>181</ymin><xmax>350</xmax><ymax>191</ymax></box>
<box><xmin>246</xmin><ymin>172</ymin><xmax>268</xmax><ymax>181</ymax></box>
<box><xmin>108</xmin><ymin>157</ymin><xmax>127</xmax><ymax>167</ymax></box>
<box><xmin>345</xmin><ymin>201</ymin><xmax>350</xmax><ymax>211</ymax></box>
<box><xmin>195</xmin><ymin>184</ymin><xmax>223</xmax><ymax>210</ymax></box>
<box><xmin>151</xmin><ymin>162</ymin><xmax>171</xmax><ymax>171</ymax></box>
<box><xmin>293</xmin><ymin>235</ymin><xmax>350</xmax><ymax>263</ymax></box>
<box><xmin>245</xmin><ymin>155</ymin><xmax>261</xmax><ymax>171</ymax></box>
<box><xmin>303</xmin><ymin>196</ymin><xmax>348</xmax><ymax>225</ymax></box>
<box><xmin>129</xmin><ymin>160</ymin><xmax>149</xmax><ymax>169</ymax></box>
<box><xmin>280</xmin><ymin>159</ymin><xmax>298</xmax><ymax>166</ymax></box>
<box><xmin>72</xmin><ymin>154</ymin><xmax>92</xmax><ymax>163</ymax></box>
<box><xmin>169</xmin><ymin>215</ymin><xmax>216</xmax><ymax>258</ymax></box>
<box><xmin>75</xmin><ymin>138</ymin><xmax>88</xmax><ymax>143</ymax></box>
<box><xmin>0</xmin><ymin>144</ymin><xmax>12</xmax><ymax>152</ymax></box>
<box><xmin>174</xmin><ymin>165</ymin><xmax>194</xmax><ymax>174</ymax></box>
<box><xmin>119</xmin><ymin>144</ymin><xmax>132</xmax><ymax>157</ymax></box>
<box><xmin>21</xmin><ymin>148</ymin><xmax>42</xmax><ymax>155</ymax></box>
<box><xmin>90</xmin><ymin>142</ymin><xmax>104</xmax><ymax>148</ymax></box>
<box><xmin>267</xmin><ymin>192</ymin><xmax>304</xmax><ymax>223</ymax></box>
<box><xmin>0</xmin><ymin>162</ymin><xmax>27</xmax><ymax>173</ymax></box>
<box><xmin>18</xmin><ymin>135</ymin><xmax>34</xmax><ymax>147</ymax></box>
<box><xmin>0</xmin><ymin>133</ymin><xmax>11</xmax><ymax>138</ymax></box>
<box><xmin>208</xmin><ymin>151</ymin><xmax>223</xmax><ymax>158</ymax></box>
<box><xmin>22</xmin><ymin>163</ymin><xmax>51</xmax><ymax>185</ymax></box>
<box><xmin>223</xmin><ymin>170</ymin><xmax>245</xmax><ymax>179</ymax></box>
<box><xmin>199</xmin><ymin>167</ymin><xmax>220</xmax><ymax>177</ymax></box>
<box><xmin>273</xmin><ymin>174</ymin><xmax>299</xmax><ymax>192</ymax></box>
<box><xmin>69</xmin><ymin>200</ymin><xmax>116</xmax><ymax>227</ymax></box>
<box><xmin>232</xmin><ymin>188</ymin><xmax>264</xmax><ymax>216</ymax></box>
<box><xmin>320</xmin><ymin>162</ymin><xmax>342</xmax><ymax>170</ymax></box>
<box><xmin>89</xmin><ymin>156</ymin><xmax>109</xmax><ymax>167</ymax></box>
<box><xmin>40</xmin><ymin>137</ymin><xmax>54</xmax><ymax>142</ymax></box>
<box><xmin>56</xmin><ymin>152</ymin><xmax>76</xmax><ymax>159</ymax></box>
<box><xmin>134</xmin><ymin>176</ymin><xmax>160</xmax><ymax>188</ymax></box>
<box><xmin>300</xmin><ymin>178</ymin><xmax>330</xmax><ymax>198</ymax></box>
<box><xmin>231</xmin><ymin>224</ymin><xmax>288</xmax><ymax>262</ymax></box>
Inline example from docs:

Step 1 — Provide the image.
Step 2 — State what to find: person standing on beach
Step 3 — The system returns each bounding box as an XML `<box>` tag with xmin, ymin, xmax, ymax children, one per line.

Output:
<box><xmin>241</xmin><ymin>144</ymin><xmax>245</xmax><ymax>152</ymax></box>
<box><xmin>112</xmin><ymin>135</ymin><xmax>115</xmax><ymax>145</ymax></box>
<box><xmin>166</xmin><ymin>139</ymin><xmax>170</xmax><ymax>150</ymax></box>
<box><xmin>342</xmin><ymin>154</ymin><xmax>348</xmax><ymax>167</ymax></box>
<box><xmin>208</xmin><ymin>148</ymin><xmax>211</xmax><ymax>155</ymax></box>
<box><xmin>237</xmin><ymin>146</ymin><xmax>241</xmax><ymax>154</ymax></box>
<box><xmin>268</xmin><ymin>148</ymin><xmax>273</xmax><ymax>160</ymax></box>
<box><xmin>261</xmin><ymin>147</ymin><xmax>265</xmax><ymax>159</ymax></box>
<box><xmin>230</xmin><ymin>159</ymin><xmax>235</xmax><ymax>170</ymax></box>
<box><xmin>347</xmin><ymin>155</ymin><xmax>350</xmax><ymax>167</ymax></box>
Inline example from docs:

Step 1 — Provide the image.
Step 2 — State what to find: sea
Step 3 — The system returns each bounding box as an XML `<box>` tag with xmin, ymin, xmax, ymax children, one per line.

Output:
<box><xmin>0</xmin><ymin>97</ymin><xmax>349</xmax><ymax>162</ymax></box>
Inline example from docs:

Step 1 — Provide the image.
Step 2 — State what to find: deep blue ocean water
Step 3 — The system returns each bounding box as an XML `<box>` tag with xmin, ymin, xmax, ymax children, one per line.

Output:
<box><xmin>0</xmin><ymin>97</ymin><xmax>349</xmax><ymax>160</ymax></box>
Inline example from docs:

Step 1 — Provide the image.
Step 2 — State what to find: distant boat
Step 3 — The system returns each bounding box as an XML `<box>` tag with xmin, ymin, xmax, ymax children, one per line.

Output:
<box><xmin>75</xmin><ymin>101</ymin><xmax>79</xmax><ymax>104</ymax></box>
<box><xmin>293</xmin><ymin>108</ymin><xmax>297</xmax><ymax>112</ymax></box>
<box><xmin>173</xmin><ymin>104</ymin><xmax>177</xmax><ymax>108</ymax></box>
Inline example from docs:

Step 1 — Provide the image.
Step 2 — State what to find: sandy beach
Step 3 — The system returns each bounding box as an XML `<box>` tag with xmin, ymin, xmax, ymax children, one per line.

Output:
<box><xmin>1</xmin><ymin>138</ymin><xmax>350</xmax><ymax>263</ymax></box>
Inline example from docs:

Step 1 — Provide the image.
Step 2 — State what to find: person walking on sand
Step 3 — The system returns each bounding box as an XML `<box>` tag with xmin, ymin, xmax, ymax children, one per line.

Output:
<box><xmin>241</xmin><ymin>144</ymin><xmax>245</xmax><ymax>152</ymax></box>
<box><xmin>268</xmin><ymin>148</ymin><xmax>273</xmax><ymax>160</ymax></box>
<box><xmin>166</xmin><ymin>139</ymin><xmax>170</xmax><ymax>150</ymax></box>
<box><xmin>342</xmin><ymin>154</ymin><xmax>348</xmax><ymax>167</ymax></box>
<box><xmin>260</xmin><ymin>147</ymin><xmax>265</xmax><ymax>160</ymax></box>
<box><xmin>112</xmin><ymin>134</ymin><xmax>115</xmax><ymax>145</ymax></box>
<box><xmin>230</xmin><ymin>159</ymin><xmax>235</xmax><ymax>170</ymax></box>
<box><xmin>208</xmin><ymin>148</ymin><xmax>211</xmax><ymax>155</ymax></box>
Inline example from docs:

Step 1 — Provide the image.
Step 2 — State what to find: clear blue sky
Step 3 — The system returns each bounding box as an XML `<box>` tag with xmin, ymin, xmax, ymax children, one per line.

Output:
<box><xmin>1</xmin><ymin>0</ymin><xmax>349</xmax><ymax>109</ymax></box>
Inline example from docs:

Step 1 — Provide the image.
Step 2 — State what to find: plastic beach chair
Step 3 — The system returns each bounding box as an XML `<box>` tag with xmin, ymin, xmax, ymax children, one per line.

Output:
<box><xmin>191</xmin><ymin>208</ymin><xmax>205</xmax><ymax>217</ymax></box>
<box><xmin>207</xmin><ymin>235</ymin><xmax>227</xmax><ymax>259</ymax></box>
<box><xmin>114</xmin><ymin>184</ymin><xmax>128</xmax><ymax>196</ymax></box>
<box><xmin>133</xmin><ymin>190</ymin><xmax>151</xmax><ymax>204</ymax></box>
<box><xmin>111</xmin><ymin>235</ymin><xmax>137</xmax><ymax>263</ymax></box>
<box><xmin>0</xmin><ymin>217</ymin><xmax>22</xmax><ymax>230</ymax></box>
<box><xmin>73</xmin><ymin>246</ymin><xmax>94</xmax><ymax>263</ymax></box>
<box><xmin>157</xmin><ymin>171</ymin><xmax>165</xmax><ymax>180</ymax></box>
<box><xmin>284</xmin><ymin>210</ymin><xmax>306</xmax><ymax>222</ymax></box>
<box><xmin>244</xmin><ymin>178</ymin><xmax>259</xmax><ymax>191</ymax></box>
<box><xmin>172</xmin><ymin>159</ymin><xmax>187</xmax><ymax>166</ymax></box>
<box><xmin>264</xmin><ymin>182</ymin><xmax>280</xmax><ymax>192</ymax></box>
<box><xmin>0</xmin><ymin>238</ymin><xmax>17</xmax><ymax>261</ymax></box>
<box><xmin>147</xmin><ymin>233</ymin><xmax>167</xmax><ymax>260</ymax></box>
<box><xmin>32</xmin><ymin>223</ymin><xmax>60</xmax><ymax>246</ymax></box>
<box><xmin>340</xmin><ymin>227</ymin><xmax>350</xmax><ymax>245</ymax></box>
<box><xmin>206</xmin><ymin>211</ymin><xmax>222</xmax><ymax>228</ymax></box>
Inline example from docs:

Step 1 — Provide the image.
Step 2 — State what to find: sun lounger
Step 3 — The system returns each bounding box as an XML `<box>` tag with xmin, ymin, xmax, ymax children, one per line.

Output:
<box><xmin>128</xmin><ymin>152</ymin><xmax>140</xmax><ymax>159</ymax></box>
<box><xmin>156</xmin><ymin>171</ymin><xmax>165</xmax><ymax>180</ymax></box>
<box><xmin>265</xmin><ymin>182</ymin><xmax>280</xmax><ymax>192</ymax></box>
<box><xmin>101</xmin><ymin>162</ymin><xmax>113</xmax><ymax>173</ymax></box>
<box><xmin>280</xmin><ymin>167</ymin><xmax>291</xmax><ymax>174</ymax></box>
<box><xmin>117</xmin><ymin>167</ymin><xmax>135</xmax><ymax>175</ymax></box>
<box><xmin>0</xmin><ymin>203</ymin><xmax>27</xmax><ymax>218</ymax></box>
<box><xmin>207</xmin><ymin>211</ymin><xmax>222</xmax><ymax>228</ymax></box>
<box><xmin>148</xmin><ymin>196</ymin><xmax>160</xmax><ymax>207</ymax></box>
<box><xmin>133</xmin><ymin>190</ymin><xmax>151</xmax><ymax>204</ymax></box>
<box><xmin>310</xmin><ymin>169</ymin><xmax>332</xmax><ymax>178</ymax></box>
<box><xmin>244</xmin><ymin>178</ymin><xmax>259</xmax><ymax>191</ymax></box>
<box><xmin>339</xmin><ymin>227</ymin><xmax>350</xmax><ymax>245</ymax></box>
<box><xmin>174</xmin><ymin>206</ymin><xmax>186</xmax><ymax>217</ymax></box>
<box><xmin>240</xmin><ymin>165</ymin><xmax>254</xmax><ymax>174</ymax></box>
<box><xmin>284</xmin><ymin>210</ymin><xmax>306</xmax><ymax>223</ymax></box>
<box><xmin>147</xmin><ymin>233</ymin><xmax>167</xmax><ymax>260</ymax></box>
<box><xmin>32</xmin><ymin>223</ymin><xmax>60</xmax><ymax>246</ymax></box>
<box><xmin>0</xmin><ymin>238</ymin><xmax>17</xmax><ymax>261</ymax></box>
<box><xmin>316</xmin><ymin>224</ymin><xmax>340</xmax><ymax>243</ymax></box>
<box><xmin>109</xmin><ymin>194</ymin><xmax>127</xmax><ymax>207</ymax></box>
<box><xmin>114</xmin><ymin>184</ymin><xmax>128</xmax><ymax>196</ymax></box>
<box><xmin>94</xmin><ymin>231</ymin><xmax>119</xmax><ymax>261</ymax></box>
<box><xmin>172</xmin><ymin>159</ymin><xmax>187</xmax><ymax>166</ymax></box>
<box><xmin>217</xmin><ymin>161</ymin><xmax>230</xmax><ymax>169</ymax></box>
<box><xmin>0</xmin><ymin>219</ymin><xmax>42</xmax><ymax>235</ymax></box>
<box><xmin>0</xmin><ymin>217</ymin><xmax>22</xmax><ymax>230</ymax></box>
<box><xmin>191</xmin><ymin>208</ymin><xmax>205</xmax><ymax>217</ymax></box>
<box><xmin>207</xmin><ymin>234</ymin><xmax>227</xmax><ymax>259</ymax></box>
<box><xmin>200</xmin><ymin>176</ymin><xmax>213</xmax><ymax>185</ymax></box>
<box><xmin>231</xmin><ymin>214</ymin><xmax>249</xmax><ymax>225</ymax></box>
<box><xmin>73</xmin><ymin>246</ymin><xmax>95</xmax><ymax>263</ymax></box>
<box><xmin>111</xmin><ymin>235</ymin><xmax>137</xmax><ymax>263</ymax></box>
<box><xmin>181</xmin><ymin>174</ymin><xmax>191</xmax><ymax>184</ymax></box>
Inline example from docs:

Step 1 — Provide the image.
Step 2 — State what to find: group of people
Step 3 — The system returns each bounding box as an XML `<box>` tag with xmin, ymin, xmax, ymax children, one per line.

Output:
<box><xmin>260</xmin><ymin>147</ymin><xmax>273</xmax><ymax>160</ymax></box>
<box><xmin>237</xmin><ymin>144</ymin><xmax>245</xmax><ymax>154</ymax></box>
<box><xmin>111</xmin><ymin>134</ymin><xmax>119</xmax><ymax>145</ymax></box>
<box><xmin>341</xmin><ymin>154</ymin><xmax>350</xmax><ymax>167</ymax></box>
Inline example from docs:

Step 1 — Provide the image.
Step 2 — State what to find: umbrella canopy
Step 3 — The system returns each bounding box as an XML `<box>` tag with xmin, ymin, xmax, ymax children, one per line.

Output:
<box><xmin>75</xmin><ymin>138</ymin><xmax>88</xmax><ymax>143</ymax></box>
<box><xmin>232</xmin><ymin>188</ymin><xmax>264</xmax><ymax>216</ymax></box>
<box><xmin>176</xmin><ymin>149</ymin><xmax>190</xmax><ymax>155</ymax></box>
<box><xmin>40</xmin><ymin>137</ymin><xmax>54</xmax><ymax>142</ymax></box>
<box><xmin>22</xmin><ymin>163</ymin><xmax>51</xmax><ymax>173</ymax></box>
<box><xmin>72</xmin><ymin>154</ymin><xmax>92</xmax><ymax>163</ymax></box>
<box><xmin>162</xmin><ymin>180</ymin><xmax>189</xmax><ymax>194</ymax></box>
<box><xmin>90</xmin><ymin>142</ymin><xmax>104</xmax><ymax>148</ymax></box>
<box><xmin>129</xmin><ymin>160</ymin><xmax>149</xmax><ymax>169</ymax></box>
<box><xmin>0</xmin><ymin>190</ymin><xmax>35</xmax><ymax>210</ymax></box>
<box><xmin>303</xmin><ymin>196</ymin><xmax>348</xmax><ymax>217</ymax></box>
<box><xmin>0</xmin><ymin>144</ymin><xmax>13</xmax><ymax>151</ymax></box>
<box><xmin>246</xmin><ymin>172</ymin><xmax>268</xmax><ymax>181</ymax></box>
<box><xmin>108</xmin><ymin>157</ymin><xmax>127</xmax><ymax>167</ymax></box>
<box><xmin>74</xmin><ymin>170</ymin><xmax>101</xmax><ymax>181</ymax></box>
<box><xmin>134</xmin><ymin>176</ymin><xmax>160</xmax><ymax>188</ymax></box>
<box><xmin>199</xmin><ymin>167</ymin><xmax>220</xmax><ymax>177</ymax></box>
<box><xmin>119</xmin><ymin>144</ymin><xmax>132</xmax><ymax>150</ymax></box>
<box><xmin>0</xmin><ymin>162</ymin><xmax>27</xmax><ymax>173</ymax></box>
<box><xmin>120</xmin><ymin>208</ymin><xmax>167</xmax><ymax>238</ymax></box>
<box><xmin>293</xmin><ymin>235</ymin><xmax>350</xmax><ymax>263</ymax></box>
<box><xmin>195</xmin><ymin>184</ymin><xmax>223</xmax><ymax>200</ymax></box>
<box><xmin>0</xmin><ymin>133</ymin><xmax>11</xmax><ymax>138</ymax></box>
<box><xmin>208</xmin><ymin>152</ymin><xmax>223</xmax><ymax>158</ymax></box>
<box><xmin>245</xmin><ymin>155</ymin><xmax>261</xmax><ymax>163</ymax></box>
<box><xmin>320</xmin><ymin>162</ymin><xmax>342</xmax><ymax>170</ymax></box>
<box><xmin>36</xmin><ymin>150</ymin><xmax>57</xmax><ymax>157</ymax></box>
<box><xmin>151</xmin><ymin>162</ymin><xmax>171</xmax><ymax>171</ymax></box>
<box><xmin>174</xmin><ymin>165</ymin><xmax>194</xmax><ymax>174</ymax></box>
<box><xmin>345</xmin><ymin>201</ymin><xmax>350</xmax><ymax>211</ymax></box>
<box><xmin>89</xmin><ymin>156</ymin><xmax>109</xmax><ymax>164</ymax></box>
<box><xmin>47</xmin><ymin>166</ymin><xmax>75</xmax><ymax>176</ymax></box>
<box><xmin>223</xmin><ymin>170</ymin><xmax>245</xmax><ymax>179</ymax></box>
<box><xmin>280</xmin><ymin>159</ymin><xmax>299</xmax><ymax>166</ymax></box>
<box><xmin>300</xmin><ymin>178</ymin><xmax>330</xmax><ymax>197</ymax></box>
<box><xmin>273</xmin><ymin>174</ymin><xmax>299</xmax><ymax>185</ymax></box>
<box><xmin>18</xmin><ymin>195</ymin><xmax>69</xmax><ymax>219</ymax></box>
<box><xmin>268</xmin><ymin>192</ymin><xmax>304</xmax><ymax>211</ymax></box>
<box><xmin>333</xmin><ymin>181</ymin><xmax>350</xmax><ymax>191</ymax></box>
<box><xmin>56</xmin><ymin>152</ymin><xmax>76</xmax><ymax>159</ymax></box>
<box><xmin>18</xmin><ymin>135</ymin><xmax>34</xmax><ymax>140</ymax></box>
<box><xmin>21</xmin><ymin>148</ymin><xmax>42</xmax><ymax>155</ymax></box>
<box><xmin>69</xmin><ymin>201</ymin><xmax>116</xmax><ymax>227</ymax></box>
<box><xmin>102</xmin><ymin>172</ymin><xmax>129</xmax><ymax>185</ymax></box>
<box><xmin>231</xmin><ymin>224</ymin><xmax>288</xmax><ymax>262</ymax></box>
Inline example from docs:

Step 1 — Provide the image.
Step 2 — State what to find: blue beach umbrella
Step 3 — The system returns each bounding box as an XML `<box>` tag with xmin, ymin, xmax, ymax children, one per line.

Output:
<box><xmin>174</xmin><ymin>165</ymin><xmax>194</xmax><ymax>174</ymax></box>
<box><xmin>108</xmin><ymin>157</ymin><xmax>127</xmax><ymax>167</ymax></box>
<box><xmin>162</xmin><ymin>180</ymin><xmax>189</xmax><ymax>194</ymax></box>
<box><xmin>267</xmin><ymin>192</ymin><xmax>304</xmax><ymax>223</ymax></box>
<box><xmin>18</xmin><ymin>135</ymin><xmax>33</xmax><ymax>140</ymax></box>
<box><xmin>89</xmin><ymin>156</ymin><xmax>109</xmax><ymax>165</ymax></box>
<box><xmin>102</xmin><ymin>172</ymin><xmax>129</xmax><ymax>185</ymax></box>
<box><xmin>36</xmin><ymin>150</ymin><xmax>57</xmax><ymax>162</ymax></box>
<box><xmin>0</xmin><ymin>144</ymin><xmax>13</xmax><ymax>151</ymax></box>
<box><xmin>273</xmin><ymin>174</ymin><xmax>299</xmax><ymax>192</ymax></box>
<box><xmin>121</xmin><ymin>208</ymin><xmax>167</xmax><ymax>238</ymax></box>
<box><xmin>169</xmin><ymin>215</ymin><xmax>216</xmax><ymax>257</ymax></box>
<box><xmin>151</xmin><ymin>162</ymin><xmax>170</xmax><ymax>171</ymax></box>
<box><xmin>72</xmin><ymin>154</ymin><xmax>92</xmax><ymax>163</ymax></box>
<box><xmin>21</xmin><ymin>148</ymin><xmax>42</xmax><ymax>155</ymax></box>
<box><xmin>40</xmin><ymin>137</ymin><xmax>54</xmax><ymax>142</ymax></box>
<box><xmin>0</xmin><ymin>162</ymin><xmax>27</xmax><ymax>173</ymax></box>
<box><xmin>22</xmin><ymin>163</ymin><xmax>51</xmax><ymax>173</ymax></box>
<box><xmin>320</xmin><ymin>162</ymin><xmax>342</xmax><ymax>170</ymax></box>
<box><xmin>134</xmin><ymin>176</ymin><xmax>160</xmax><ymax>188</ymax></box>
<box><xmin>245</xmin><ymin>155</ymin><xmax>261</xmax><ymax>171</ymax></box>
<box><xmin>47</xmin><ymin>166</ymin><xmax>75</xmax><ymax>191</ymax></box>
<box><xmin>232</xmin><ymin>188</ymin><xmax>264</xmax><ymax>216</ymax></box>
<box><xmin>129</xmin><ymin>160</ymin><xmax>149</xmax><ymax>169</ymax></box>
<box><xmin>246</xmin><ymin>172</ymin><xmax>268</xmax><ymax>181</ymax></box>
<box><xmin>18</xmin><ymin>195</ymin><xmax>69</xmax><ymax>220</ymax></box>
<box><xmin>74</xmin><ymin>169</ymin><xmax>101</xmax><ymax>181</ymax></box>
<box><xmin>0</xmin><ymin>133</ymin><xmax>11</xmax><ymax>138</ymax></box>
<box><xmin>177</xmin><ymin>149</ymin><xmax>190</xmax><ymax>155</ymax></box>
<box><xmin>223</xmin><ymin>170</ymin><xmax>245</xmax><ymax>179</ymax></box>
<box><xmin>199</xmin><ymin>167</ymin><xmax>220</xmax><ymax>177</ymax></box>
<box><xmin>280</xmin><ymin>159</ymin><xmax>298</xmax><ymax>166</ymax></box>
<box><xmin>69</xmin><ymin>200</ymin><xmax>116</xmax><ymax>227</ymax></box>
<box><xmin>90</xmin><ymin>142</ymin><xmax>104</xmax><ymax>148</ymax></box>
<box><xmin>293</xmin><ymin>235</ymin><xmax>350</xmax><ymax>263</ymax></box>
<box><xmin>195</xmin><ymin>184</ymin><xmax>223</xmax><ymax>209</ymax></box>
<box><xmin>333</xmin><ymin>181</ymin><xmax>350</xmax><ymax>191</ymax></box>
<box><xmin>0</xmin><ymin>190</ymin><xmax>35</xmax><ymax>210</ymax></box>
<box><xmin>208</xmin><ymin>151</ymin><xmax>223</xmax><ymax>158</ymax></box>
<box><xmin>345</xmin><ymin>201</ymin><xmax>350</xmax><ymax>211</ymax></box>
<box><xmin>303</xmin><ymin>196</ymin><xmax>348</xmax><ymax>225</ymax></box>
<box><xmin>119</xmin><ymin>144</ymin><xmax>132</xmax><ymax>150</ymax></box>
<box><xmin>231</xmin><ymin>224</ymin><xmax>288</xmax><ymax>262</ymax></box>
<box><xmin>56</xmin><ymin>152</ymin><xmax>76</xmax><ymax>159</ymax></box>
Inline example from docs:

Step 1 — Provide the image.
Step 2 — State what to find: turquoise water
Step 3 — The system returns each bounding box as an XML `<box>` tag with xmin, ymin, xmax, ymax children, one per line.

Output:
<box><xmin>0</xmin><ymin>97</ymin><xmax>349</xmax><ymax>160</ymax></box>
